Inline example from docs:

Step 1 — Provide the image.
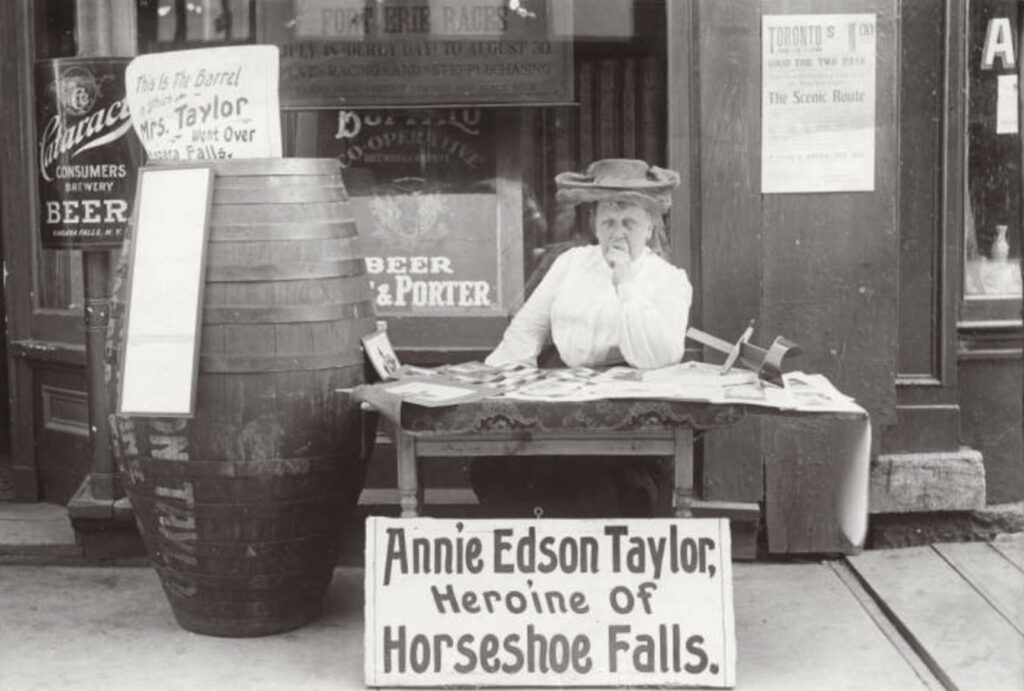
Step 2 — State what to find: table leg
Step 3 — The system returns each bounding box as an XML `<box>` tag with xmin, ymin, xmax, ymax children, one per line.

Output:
<box><xmin>394</xmin><ymin>427</ymin><xmax>420</xmax><ymax>518</ymax></box>
<box><xmin>673</xmin><ymin>428</ymin><xmax>695</xmax><ymax>518</ymax></box>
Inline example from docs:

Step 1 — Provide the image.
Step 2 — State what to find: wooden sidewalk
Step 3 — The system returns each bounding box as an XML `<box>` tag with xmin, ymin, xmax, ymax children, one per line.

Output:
<box><xmin>844</xmin><ymin>533</ymin><xmax>1024</xmax><ymax>691</ymax></box>
<box><xmin>0</xmin><ymin>534</ymin><xmax>1020</xmax><ymax>689</ymax></box>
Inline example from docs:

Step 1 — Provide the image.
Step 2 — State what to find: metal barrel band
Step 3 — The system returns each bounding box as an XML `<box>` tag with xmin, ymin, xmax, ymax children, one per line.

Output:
<box><xmin>129</xmin><ymin>491</ymin><xmax>341</xmax><ymax>513</ymax></box>
<box><xmin>200</xmin><ymin>350</ymin><xmax>366</xmax><ymax>373</ymax></box>
<box><xmin>214</xmin><ymin>173</ymin><xmax>344</xmax><ymax>189</ymax></box>
<box><xmin>145</xmin><ymin>534</ymin><xmax>338</xmax><ymax>558</ymax></box>
<box><xmin>121</xmin><ymin>453</ymin><xmax>341</xmax><ymax>477</ymax></box>
<box><xmin>208</xmin><ymin>221</ymin><xmax>359</xmax><ymax>243</ymax></box>
<box><xmin>211</xmin><ymin>201</ymin><xmax>351</xmax><ymax>224</ymax></box>
<box><xmin>205</xmin><ymin>258</ymin><xmax>366</xmax><ymax>282</ymax></box>
<box><xmin>203</xmin><ymin>299</ymin><xmax>374</xmax><ymax>325</ymax></box>
<box><xmin>209</xmin><ymin>158</ymin><xmax>341</xmax><ymax>176</ymax></box>
<box><xmin>154</xmin><ymin>563</ymin><xmax>324</xmax><ymax>590</ymax></box>
<box><xmin>213</xmin><ymin>185</ymin><xmax>349</xmax><ymax>205</ymax></box>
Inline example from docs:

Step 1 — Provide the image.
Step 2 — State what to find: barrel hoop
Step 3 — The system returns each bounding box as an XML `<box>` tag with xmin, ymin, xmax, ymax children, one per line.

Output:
<box><xmin>210</xmin><ymin>158</ymin><xmax>340</xmax><ymax>176</ymax></box>
<box><xmin>210</xmin><ymin>202</ymin><xmax>349</xmax><ymax>223</ymax></box>
<box><xmin>208</xmin><ymin>221</ymin><xmax>358</xmax><ymax>243</ymax></box>
<box><xmin>203</xmin><ymin>298</ymin><xmax>374</xmax><ymax>325</ymax></box>
<box><xmin>200</xmin><ymin>350</ymin><xmax>365</xmax><ymax>373</ymax></box>
<box><xmin>214</xmin><ymin>185</ymin><xmax>348</xmax><ymax>205</ymax></box>
<box><xmin>154</xmin><ymin>563</ymin><xmax>326</xmax><ymax>590</ymax></box>
<box><xmin>205</xmin><ymin>258</ymin><xmax>366</xmax><ymax>282</ymax></box>
<box><xmin>123</xmin><ymin>454</ymin><xmax>340</xmax><ymax>477</ymax></box>
<box><xmin>214</xmin><ymin>173</ymin><xmax>344</xmax><ymax>189</ymax></box>
<box><xmin>146</xmin><ymin>534</ymin><xmax>335</xmax><ymax>557</ymax></box>
<box><xmin>130</xmin><ymin>489</ymin><xmax>339</xmax><ymax>511</ymax></box>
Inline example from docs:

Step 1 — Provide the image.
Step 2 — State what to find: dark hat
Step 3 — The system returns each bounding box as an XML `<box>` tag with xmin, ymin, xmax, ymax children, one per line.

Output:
<box><xmin>555</xmin><ymin>158</ymin><xmax>680</xmax><ymax>215</ymax></box>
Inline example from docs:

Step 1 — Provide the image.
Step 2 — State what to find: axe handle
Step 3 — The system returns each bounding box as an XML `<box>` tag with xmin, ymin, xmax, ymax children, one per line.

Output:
<box><xmin>685</xmin><ymin>327</ymin><xmax>734</xmax><ymax>354</ymax></box>
<box><xmin>687</xmin><ymin>327</ymin><xmax>767</xmax><ymax>374</ymax></box>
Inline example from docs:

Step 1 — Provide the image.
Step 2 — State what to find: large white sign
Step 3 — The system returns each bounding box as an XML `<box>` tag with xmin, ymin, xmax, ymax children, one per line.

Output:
<box><xmin>365</xmin><ymin>517</ymin><xmax>735</xmax><ymax>687</ymax></box>
<box><xmin>762</xmin><ymin>14</ymin><xmax>877</xmax><ymax>193</ymax></box>
<box><xmin>125</xmin><ymin>45</ymin><xmax>282</xmax><ymax>162</ymax></box>
<box><xmin>119</xmin><ymin>166</ymin><xmax>212</xmax><ymax>416</ymax></box>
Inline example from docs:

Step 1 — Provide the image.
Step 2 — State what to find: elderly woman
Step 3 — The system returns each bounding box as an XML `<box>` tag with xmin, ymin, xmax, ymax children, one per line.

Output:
<box><xmin>487</xmin><ymin>158</ymin><xmax>692</xmax><ymax>370</ymax></box>
<box><xmin>472</xmin><ymin>159</ymin><xmax>693</xmax><ymax>517</ymax></box>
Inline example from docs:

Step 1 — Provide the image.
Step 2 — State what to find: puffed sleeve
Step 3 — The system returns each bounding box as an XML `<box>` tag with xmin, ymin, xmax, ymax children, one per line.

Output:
<box><xmin>615</xmin><ymin>257</ymin><xmax>692</xmax><ymax>369</ymax></box>
<box><xmin>485</xmin><ymin>248</ymin><xmax>576</xmax><ymax>367</ymax></box>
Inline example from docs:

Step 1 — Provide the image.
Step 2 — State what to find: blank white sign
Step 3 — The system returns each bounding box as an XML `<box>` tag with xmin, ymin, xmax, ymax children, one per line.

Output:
<box><xmin>118</xmin><ymin>165</ymin><xmax>213</xmax><ymax>416</ymax></box>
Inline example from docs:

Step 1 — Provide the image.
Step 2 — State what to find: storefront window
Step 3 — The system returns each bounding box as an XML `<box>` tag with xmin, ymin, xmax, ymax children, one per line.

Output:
<box><xmin>965</xmin><ymin>0</ymin><xmax>1021</xmax><ymax>311</ymax></box>
<box><xmin>134</xmin><ymin>0</ymin><xmax>668</xmax><ymax>350</ymax></box>
<box><xmin>136</xmin><ymin>0</ymin><xmax>255</xmax><ymax>50</ymax></box>
<box><xmin>33</xmin><ymin>0</ymin><xmax>81</xmax><ymax>312</ymax></box>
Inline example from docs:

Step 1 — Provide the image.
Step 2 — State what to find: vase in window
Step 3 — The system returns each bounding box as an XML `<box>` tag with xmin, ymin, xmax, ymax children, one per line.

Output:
<box><xmin>991</xmin><ymin>224</ymin><xmax>1010</xmax><ymax>262</ymax></box>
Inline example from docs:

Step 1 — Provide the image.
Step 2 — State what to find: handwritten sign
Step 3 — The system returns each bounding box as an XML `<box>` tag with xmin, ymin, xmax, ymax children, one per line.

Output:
<box><xmin>125</xmin><ymin>45</ymin><xmax>282</xmax><ymax>162</ymax></box>
<box><xmin>365</xmin><ymin>517</ymin><xmax>736</xmax><ymax>687</ymax></box>
<box><xmin>261</xmin><ymin>0</ymin><xmax>573</xmax><ymax>107</ymax></box>
<box><xmin>762</xmin><ymin>14</ymin><xmax>877</xmax><ymax>193</ymax></box>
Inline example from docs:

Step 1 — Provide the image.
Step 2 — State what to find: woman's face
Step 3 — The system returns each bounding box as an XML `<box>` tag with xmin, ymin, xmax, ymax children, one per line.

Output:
<box><xmin>594</xmin><ymin>201</ymin><xmax>653</xmax><ymax>262</ymax></box>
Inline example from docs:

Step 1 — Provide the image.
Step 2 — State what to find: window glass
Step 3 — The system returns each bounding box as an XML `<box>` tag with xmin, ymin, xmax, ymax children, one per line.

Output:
<box><xmin>137</xmin><ymin>0</ymin><xmax>254</xmax><ymax>51</ymax></box>
<box><xmin>33</xmin><ymin>0</ymin><xmax>82</xmax><ymax>312</ymax></box>
<box><xmin>273</xmin><ymin>1</ymin><xmax>668</xmax><ymax>336</ymax></box>
<box><xmin>133</xmin><ymin>0</ymin><xmax>668</xmax><ymax>344</ymax></box>
<box><xmin>965</xmin><ymin>0</ymin><xmax>1021</xmax><ymax>301</ymax></box>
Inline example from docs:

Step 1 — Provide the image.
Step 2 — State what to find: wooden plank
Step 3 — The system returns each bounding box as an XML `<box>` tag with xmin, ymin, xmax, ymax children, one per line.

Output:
<box><xmin>765</xmin><ymin>416</ymin><xmax>868</xmax><ymax>553</ymax></box>
<box><xmin>696</xmin><ymin>0</ymin><xmax>765</xmax><ymax>505</ymax></box>
<box><xmin>577</xmin><ymin>60</ymin><xmax>594</xmax><ymax>166</ymax></box>
<box><xmin>896</xmin><ymin>0</ymin><xmax>945</xmax><ymax>378</ymax></box>
<box><xmin>991</xmin><ymin>533</ymin><xmax>1024</xmax><ymax>573</ymax></box>
<box><xmin>394</xmin><ymin>427</ymin><xmax>419</xmax><ymax>518</ymax></box>
<box><xmin>734</xmin><ymin>562</ymin><xmax>930</xmax><ymax>690</ymax></box>
<box><xmin>496</xmin><ymin>110</ymin><xmax>525</xmax><ymax>315</ymax></box>
<box><xmin>829</xmin><ymin>561</ymin><xmax>948</xmax><ymax>691</ymax></box>
<box><xmin>666</xmin><ymin>5</ymin><xmax>697</xmax><ymax>276</ymax></box>
<box><xmin>848</xmin><ymin>546</ymin><xmax>1024</xmax><ymax>691</ymax></box>
<box><xmin>933</xmin><ymin>542</ymin><xmax>1024</xmax><ymax>636</ymax></box>
<box><xmin>416</xmin><ymin>437</ymin><xmax>674</xmax><ymax>458</ymax></box>
<box><xmin>1</xmin><ymin>1</ymin><xmax>42</xmax><ymax>500</ymax></box>
<box><xmin>673</xmin><ymin>428</ymin><xmax>694</xmax><ymax>517</ymax></box>
<box><xmin>762</xmin><ymin>0</ymin><xmax>899</xmax><ymax>553</ymax></box>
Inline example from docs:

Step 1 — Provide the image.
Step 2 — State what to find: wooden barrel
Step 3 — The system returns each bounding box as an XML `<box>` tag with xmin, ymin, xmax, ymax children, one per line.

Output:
<box><xmin>108</xmin><ymin>158</ymin><xmax>376</xmax><ymax>637</ymax></box>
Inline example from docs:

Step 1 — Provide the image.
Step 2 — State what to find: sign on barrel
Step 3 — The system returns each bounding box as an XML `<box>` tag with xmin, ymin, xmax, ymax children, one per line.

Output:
<box><xmin>365</xmin><ymin>517</ymin><xmax>736</xmax><ymax>687</ymax></box>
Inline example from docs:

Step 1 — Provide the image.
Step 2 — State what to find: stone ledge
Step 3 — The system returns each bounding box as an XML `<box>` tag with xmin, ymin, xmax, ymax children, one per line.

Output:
<box><xmin>870</xmin><ymin>447</ymin><xmax>985</xmax><ymax>514</ymax></box>
<box><xmin>869</xmin><ymin>502</ymin><xmax>1024</xmax><ymax>549</ymax></box>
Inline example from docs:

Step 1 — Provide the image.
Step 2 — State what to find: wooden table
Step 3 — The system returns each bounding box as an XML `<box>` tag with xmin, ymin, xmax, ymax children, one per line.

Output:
<box><xmin>358</xmin><ymin>395</ymin><xmax>746</xmax><ymax>519</ymax></box>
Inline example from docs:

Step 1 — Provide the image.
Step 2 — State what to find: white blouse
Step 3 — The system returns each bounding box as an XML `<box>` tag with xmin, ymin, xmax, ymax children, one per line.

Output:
<box><xmin>486</xmin><ymin>245</ymin><xmax>692</xmax><ymax>370</ymax></box>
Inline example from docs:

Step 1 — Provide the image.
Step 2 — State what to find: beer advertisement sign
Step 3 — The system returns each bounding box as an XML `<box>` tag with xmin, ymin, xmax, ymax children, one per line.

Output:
<box><xmin>365</xmin><ymin>517</ymin><xmax>737</xmax><ymax>687</ymax></box>
<box><xmin>35</xmin><ymin>58</ymin><xmax>143</xmax><ymax>249</ymax></box>
<box><xmin>329</xmin><ymin>108</ymin><xmax>510</xmax><ymax>316</ymax></box>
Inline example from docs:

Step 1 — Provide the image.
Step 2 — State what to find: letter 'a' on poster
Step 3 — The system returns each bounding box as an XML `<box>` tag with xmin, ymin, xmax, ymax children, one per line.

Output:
<box><xmin>118</xmin><ymin>165</ymin><xmax>213</xmax><ymax>417</ymax></box>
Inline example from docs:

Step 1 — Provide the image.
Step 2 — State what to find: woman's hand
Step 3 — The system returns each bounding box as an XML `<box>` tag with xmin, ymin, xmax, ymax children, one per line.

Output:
<box><xmin>605</xmin><ymin>246</ymin><xmax>638</xmax><ymax>287</ymax></box>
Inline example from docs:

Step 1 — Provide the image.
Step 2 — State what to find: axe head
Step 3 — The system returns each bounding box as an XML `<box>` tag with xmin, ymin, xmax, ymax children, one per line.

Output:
<box><xmin>759</xmin><ymin>336</ymin><xmax>801</xmax><ymax>387</ymax></box>
<box><xmin>735</xmin><ymin>336</ymin><xmax>801</xmax><ymax>387</ymax></box>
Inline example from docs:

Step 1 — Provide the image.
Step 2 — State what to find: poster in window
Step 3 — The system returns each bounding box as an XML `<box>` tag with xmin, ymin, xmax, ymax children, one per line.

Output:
<box><xmin>260</xmin><ymin>0</ymin><xmax>574</xmax><ymax>107</ymax></box>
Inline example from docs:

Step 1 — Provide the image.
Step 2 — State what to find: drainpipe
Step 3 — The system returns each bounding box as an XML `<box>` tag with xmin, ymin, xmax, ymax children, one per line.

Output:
<box><xmin>67</xmin><ymin>0</ymin><xmax>136</xmax><ymax>535</ymax></box>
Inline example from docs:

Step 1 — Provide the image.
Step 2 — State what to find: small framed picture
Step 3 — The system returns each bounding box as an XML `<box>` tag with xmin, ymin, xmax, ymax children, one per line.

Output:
<box><xmin>362</xmin><ymin>329</ymin><xmax>401</xmax><ymax>381</ymax></box>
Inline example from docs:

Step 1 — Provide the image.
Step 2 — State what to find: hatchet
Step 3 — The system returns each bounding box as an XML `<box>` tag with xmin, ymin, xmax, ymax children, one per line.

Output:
<box><xmin>685</xmin><ymin>320</ymin><xmax>800</xmax><ymax>387</ymax></box>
